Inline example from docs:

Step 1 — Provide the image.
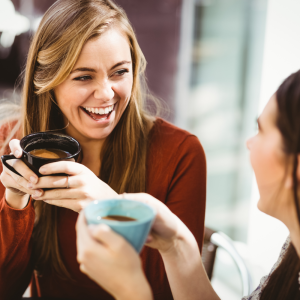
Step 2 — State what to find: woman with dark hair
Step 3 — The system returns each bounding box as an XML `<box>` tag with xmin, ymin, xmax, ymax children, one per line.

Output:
<box><xmin>76</xmin><ymin>70</ymin><xmax>300</xmax><ymax>300</ymax></box>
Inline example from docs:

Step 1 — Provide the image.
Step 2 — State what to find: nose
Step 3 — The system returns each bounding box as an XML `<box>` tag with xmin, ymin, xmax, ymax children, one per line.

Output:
<box><xmin>94</xmin><ymin>79</ymin><xmax>114</xmax><ymax>102</ymax></box>
<box><xmin>246</xmin><ymin>136</ymin><xmax>253</xmax><ymax>150</ymax></box>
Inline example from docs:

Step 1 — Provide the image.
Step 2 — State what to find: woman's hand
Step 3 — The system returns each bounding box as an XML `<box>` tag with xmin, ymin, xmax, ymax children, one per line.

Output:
<box><xmin>121</xmin><ymin>193</ymin><xmax>220</xmax><ymax>300</ymax></box>
<box><xmin>0</xmin><ymin>139</ymin><xmax>43</xmax><ymax>209</ymax></box>
<box><xmin>29</xmin><ymin>161</ymin><xmax>118</xmax><ymax>212</ymax></box>
<box><xmin>120</xmin><ymin>193</ymin><xmax>192</xmax><ymax>254</ymax></box>
<box><xmin>76</xmin><ymin>212</ymin><xmax>153</xmax><ymax>300</ymax></box>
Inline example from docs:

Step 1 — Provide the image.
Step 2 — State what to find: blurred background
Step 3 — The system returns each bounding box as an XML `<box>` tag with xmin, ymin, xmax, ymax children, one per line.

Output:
<box><xmin>1</xmin><ymin>0</ymin><xmax>299</xmax><ymax>298</ymax></box>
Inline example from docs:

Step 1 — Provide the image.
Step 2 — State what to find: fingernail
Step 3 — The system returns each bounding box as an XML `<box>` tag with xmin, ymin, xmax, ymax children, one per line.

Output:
<box><xmin>39</xmin><ymin>167</ymin><xmax>46</xmax><ymax>174</ymax></box>
<box><xmin>34</xmin><ymin>190</ymin><xmax>42</xmax><ymax>197</ymax></box>
<box><xmin>88</xmin><ymin>225</ymin><xmax>97</xmax><ymax>233</ymax></box>
<box><xmin>27</xmin><ymin>183</ymin><xmax>33</xmax><ymax>189</ymax></box>
<box><xmin>98</xmin><ymin>224</ymin><xmax>110</xmax><ymax>231</ymax></box>
<box><xmin>30</xmin><ymin>176</ymin><xmax>38</xmax><ymax>184</ymax></box>
<box><xmin>14</xmin><ymin>150</ymin><xmax>20</xmax><ymax>157</ymax></box>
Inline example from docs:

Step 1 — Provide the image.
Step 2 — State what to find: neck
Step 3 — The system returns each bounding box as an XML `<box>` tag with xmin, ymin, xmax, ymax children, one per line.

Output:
<box><xmin>284</xmin><ymin>199</ymin><xmax>300</xmax><ymax>257</ymax></box>
<box><xmin>289</xmin><ymin>223</ymin><xmax>300</xmax><ymax>258</ymax></box>
<box><xmin>276</xmin><ymin>189</ymin><xmax>300</xmax><ymax>258</ymax></box>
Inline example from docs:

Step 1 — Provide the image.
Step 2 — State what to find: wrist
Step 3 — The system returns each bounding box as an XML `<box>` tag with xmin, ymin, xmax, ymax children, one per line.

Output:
<box><xmin>158</xmin><ymin>217</ymin><xmax>196</xmax><ymax>257</ymax></box>
<box><xmin>114</xmin><ymin>271</ymin><xmax>153</xmax><ymax>300</ymax></box>
<box><xmin>5</xmin><ymin>189</ymin><xmax>30</xmax><ymax>209</ymax></box>
<box><xmin>159</xmin><ymin>224</ymin><xmax>197</xmax><ymax>259</ymax></box>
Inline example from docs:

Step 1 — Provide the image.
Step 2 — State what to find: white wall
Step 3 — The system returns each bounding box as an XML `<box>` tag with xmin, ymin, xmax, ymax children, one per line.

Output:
<box><xmin>247</xmin><ymin>0</ymin><xmax>300</xmax><ymax>283</ymax></box>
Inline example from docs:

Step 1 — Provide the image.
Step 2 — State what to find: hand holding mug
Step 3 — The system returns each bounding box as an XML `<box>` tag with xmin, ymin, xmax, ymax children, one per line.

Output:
<box><xmin>30</xmin><ymin>162</ymin><xmax>118</xmax><ymax>212</ymax></box>
<box><xmin>120</xmin><ymin>193</ymin><xmax>192</xmax><ymax>254</ymax></box>
<box><xmin>0</xmin><ymin>139</ymin><xmax>42</xmax><ymax>209</ymax></box>
<box><xmin>0</xmin><ymin>132</ymin><xmax>81</xmax><ymax>209</ymax></box>
<box><xmin>76</xmin><ymin>212</ymin><xmax>153</xmax><ymax>300</ymax></box>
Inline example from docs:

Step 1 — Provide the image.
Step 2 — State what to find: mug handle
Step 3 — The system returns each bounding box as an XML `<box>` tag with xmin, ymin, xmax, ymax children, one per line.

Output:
<box><xmin>1</xmin><ymin>155</ymin><xmax>22</xmax><ymax>177</ymax></box>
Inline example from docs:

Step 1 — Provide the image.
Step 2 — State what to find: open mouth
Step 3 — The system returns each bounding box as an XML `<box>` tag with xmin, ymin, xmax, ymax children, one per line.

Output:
<box><xmin>80</xmin><ymin>103</ymin><xmax>116</xmax><ymax>121</ymax></box>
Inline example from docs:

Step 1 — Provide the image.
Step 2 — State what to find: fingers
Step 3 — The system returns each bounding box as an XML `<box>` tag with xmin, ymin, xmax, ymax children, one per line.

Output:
<box><xmin>43</xmin><ymin>199</ymin><xmax>84</xmax><ymax>212</ymax></box>
<box><xmin>121</xmin><ymin>193</ymin><xmax>160</xmax><ymax>211</ymax></box>
<box><xmin>33</xmin><ymin>187</ymin><xmax>86</xmax><ymax>201</ymax></box>
<box><xmin>39</xmin><ymin>161</ymin><xmax>83</xmax><ymax>176</ymax></box>
<box><xmin>76</xmin><ymin>212</ymin><xmax>89</xmax><ymax>246</ymax></box>
<box><xmin>9</xmin><ymin>139</ymin><xmax>23</xmax><ymax>158</ymax></box>
<box><xmin>2</xmin><ymin>164</ymin><xmax>42</xmax><ymax>196</ymax></box>
<box><xmin>76</xmin><ymin>211</ymin><xmax>87</xmax><ymax>232</ymax></box>
<box><xmin>145</xmin><ymin>235</ymin><xmax>153</xmax><ymax>244</ymax></box>
<box><xmin>76</xmin><ymin>212</ymin><xmax>107</xmax><ymax>264</ymax></box>
<box><xmin>121</xmin><ymin>193</ymin><xmax>156</xmax><ymax>206</ymax></box>
<box><xmin>0</xmin><ymin>171</ymin><xmax>28</xmax><ymax>195</ymax></box>
<box><xmin>6</xmin><ymin>158</ymin><xmax>39</xmax><ymax>184</ymax></box>
<box><xmin>28</xmin><ymin>175</ymin><xmax>69</xmax><ymax>189</ymax></box>
<box><xmin>89</xmin><ymin>223</ymin><xmax>134</xmax><ymax>253</ymax></box>
<box><xmin>28</xmin><ymin>174</ymin><xmax>84</xmax><ymax>190</ymax></box>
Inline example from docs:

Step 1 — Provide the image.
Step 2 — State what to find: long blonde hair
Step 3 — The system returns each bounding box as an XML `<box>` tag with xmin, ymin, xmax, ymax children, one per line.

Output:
<box><xmin>6</xmin><ymin>0</ymin><xmax>153</xmax><ymax>279</ymax></box>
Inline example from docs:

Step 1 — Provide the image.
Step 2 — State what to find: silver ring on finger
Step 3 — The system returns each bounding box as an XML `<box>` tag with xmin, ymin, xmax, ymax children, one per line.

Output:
<box><xmin>66</xmin><ymin>175</ymin><xmax>69</xmax><ymax>189</ymax></box>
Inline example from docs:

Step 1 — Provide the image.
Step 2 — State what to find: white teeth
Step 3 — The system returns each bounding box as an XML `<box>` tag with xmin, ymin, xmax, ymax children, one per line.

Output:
<box><xmin>84</xmin><ymin>104</ymin><xmax>114</xmax><ymax>115</ymax></box>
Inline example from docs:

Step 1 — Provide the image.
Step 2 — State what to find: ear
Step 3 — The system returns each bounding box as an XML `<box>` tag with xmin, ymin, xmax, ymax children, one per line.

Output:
<box><xmin>284</xmin><ymin>175</ymin><xmax>293</xmax><ymax>189</ymax></box>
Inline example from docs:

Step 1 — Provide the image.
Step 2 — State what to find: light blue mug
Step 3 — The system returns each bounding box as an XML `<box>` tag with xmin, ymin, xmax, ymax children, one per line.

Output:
<box><xmin>84</xmin><ymin>199</ymin><xmax>156</xmax><ymax>253</ymax></box>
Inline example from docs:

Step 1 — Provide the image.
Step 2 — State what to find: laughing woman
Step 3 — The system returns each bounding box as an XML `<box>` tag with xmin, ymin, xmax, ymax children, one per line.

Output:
<box><xmin>0</xmin><ymin>0</ymin><xmax>206</xmax><ymax>299</ymax></box>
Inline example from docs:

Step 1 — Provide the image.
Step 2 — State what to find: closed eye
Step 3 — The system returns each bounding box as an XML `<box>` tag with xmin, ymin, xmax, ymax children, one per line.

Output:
<box><xmin>73</xmin><ymin>75</ymin><xmax>92</xmax><ymax>81</ymax></box>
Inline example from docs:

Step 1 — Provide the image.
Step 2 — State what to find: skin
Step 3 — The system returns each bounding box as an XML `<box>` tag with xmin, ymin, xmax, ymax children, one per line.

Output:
<box><xmin>247</xmin><ymin>95</ymin><xmax>300</xmax><ymax>257</ymax></box>
<box><xmin>76</xmin><ymin>95</ymin><xmax>300</xmax><ymax>299</ymax></box>
<box><xmin>0</xmin><ymin>28</ymin><xmax>141</xmax><ymax>212</ymax></box>
<box><xmin>76</xmin><ymin>193</ymin><xmax>217</xmax><ymax>300</ymax></box>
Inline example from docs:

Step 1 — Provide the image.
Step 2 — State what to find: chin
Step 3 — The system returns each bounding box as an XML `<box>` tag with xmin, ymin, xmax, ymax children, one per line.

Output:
<box><xmin>257</xmin><ymin>195</ymin><xmax>277</xmax><ymax>218</ymax></box>
<box><xmin>257</xmin><ymin>198</ymin><xmax>265</xmax><ymax>213</ymax></box>
<box><xmin>84</xmin><ymin>130</ymin><xmax>112</xmax><ymax>140</ymax></box>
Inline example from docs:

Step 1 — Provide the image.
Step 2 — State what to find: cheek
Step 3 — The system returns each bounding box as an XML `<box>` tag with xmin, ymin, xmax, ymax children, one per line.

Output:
<box><xmin>55</xmin><ymin>84</ymin><xmax>92</xmax><ymax>108</ymax></box>
<box><xmin>114</xmin><ymin>77</ymin><xmax>133</xmax><ymax>103</ymax></box>
<box><xmin>251</xmin><ymin>140</ymin><xmax>283</xmax><ymax>187</ymax></box>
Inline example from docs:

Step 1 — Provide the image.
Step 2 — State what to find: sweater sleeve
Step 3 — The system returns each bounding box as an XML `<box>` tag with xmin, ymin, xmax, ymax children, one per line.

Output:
<box><xmin>166</xmin><ymin>135</ymin><xmax>207</xmax><ymax>252</ymax></box>
<box><xmin>0</xmin><ymin>158</ymin><xmax>35</xmax><ymax>299</ymax></box>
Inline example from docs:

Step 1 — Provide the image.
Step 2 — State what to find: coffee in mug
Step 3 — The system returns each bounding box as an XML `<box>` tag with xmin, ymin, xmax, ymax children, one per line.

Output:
<box><xmin>85</xmin><ymin>199</ymin><xmax>156</xmax><ymax>252</ymax></box>
<box><xmin>29</xmin><ymin>149</ymin><xmax>71</xmax><ymax>159</ymax></box>
<box><xmin>101</xmin><ymin>215</ymin><xmax>137</xmax><ymax>222</ymax></box>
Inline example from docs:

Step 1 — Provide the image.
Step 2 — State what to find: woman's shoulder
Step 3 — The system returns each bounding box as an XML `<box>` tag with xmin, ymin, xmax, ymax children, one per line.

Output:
<box><xmin>149</xmin><ymin>117</ymin><xmax>204</xmax><ymax>154</ymax></box>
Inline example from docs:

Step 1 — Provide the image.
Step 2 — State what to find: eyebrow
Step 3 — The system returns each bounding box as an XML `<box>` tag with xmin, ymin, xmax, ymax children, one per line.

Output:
<box><xmin>70</xmin><ymin>60</ymin><xmax>131</xmax><ymax>74</ymax></box>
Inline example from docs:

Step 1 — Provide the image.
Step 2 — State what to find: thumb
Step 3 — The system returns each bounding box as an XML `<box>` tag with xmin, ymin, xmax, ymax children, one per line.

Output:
<box><xmin>89</xmin><ymin>224</ymin><xmax>130</xmax><ymax>252</ymax></box>
<box><xmin>9</xmin><ymin>139</ymin><xmax>23</xmax><ymax>158</ymax></box>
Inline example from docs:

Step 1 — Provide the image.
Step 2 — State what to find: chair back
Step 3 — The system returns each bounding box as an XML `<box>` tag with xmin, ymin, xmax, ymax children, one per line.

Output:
<box><xmin>202</xmin><ymin>227</ymin><xmax>217</xmax><ymax>280</ymax></box>
<box><xmin>202</xmin><ymin>227</ymin><xmax>253</xmax><ymax>297</ymax></box>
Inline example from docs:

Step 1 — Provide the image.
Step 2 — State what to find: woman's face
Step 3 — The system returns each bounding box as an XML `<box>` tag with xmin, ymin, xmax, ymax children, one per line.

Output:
<box><xmin>54</xmin><ymin>28</ymin><xmax>133</xmax><ymax>141</ymax></box>
<box><xmin>247</xmin><ymin>95</ymin><xmax>290</xmax><ymax>220</ymax></box>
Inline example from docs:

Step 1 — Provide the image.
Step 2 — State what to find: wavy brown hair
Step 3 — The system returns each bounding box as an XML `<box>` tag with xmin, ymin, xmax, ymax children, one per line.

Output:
<box><xmin>260</xmin><ymin>70</ymin><xmax>300</xmax><ymax>299</ymax></box>
<box><xmin>6</xmin><ymin>0</ymin><xmax>154</xmax><ymax>279</ymax></box>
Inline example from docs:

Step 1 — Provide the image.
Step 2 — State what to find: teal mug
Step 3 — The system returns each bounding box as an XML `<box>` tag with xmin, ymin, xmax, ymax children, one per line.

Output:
<box><xmin>84</xmin><ymin>199</ymin><xmax>156</xmax><ymax>252</ymax></box>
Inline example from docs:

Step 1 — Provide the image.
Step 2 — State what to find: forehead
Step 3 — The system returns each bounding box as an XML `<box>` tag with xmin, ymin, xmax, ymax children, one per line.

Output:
<box><xmin>75</xmin><ymin>28</ymin><xmax>131</xmax><ymax>67</ymax></box>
